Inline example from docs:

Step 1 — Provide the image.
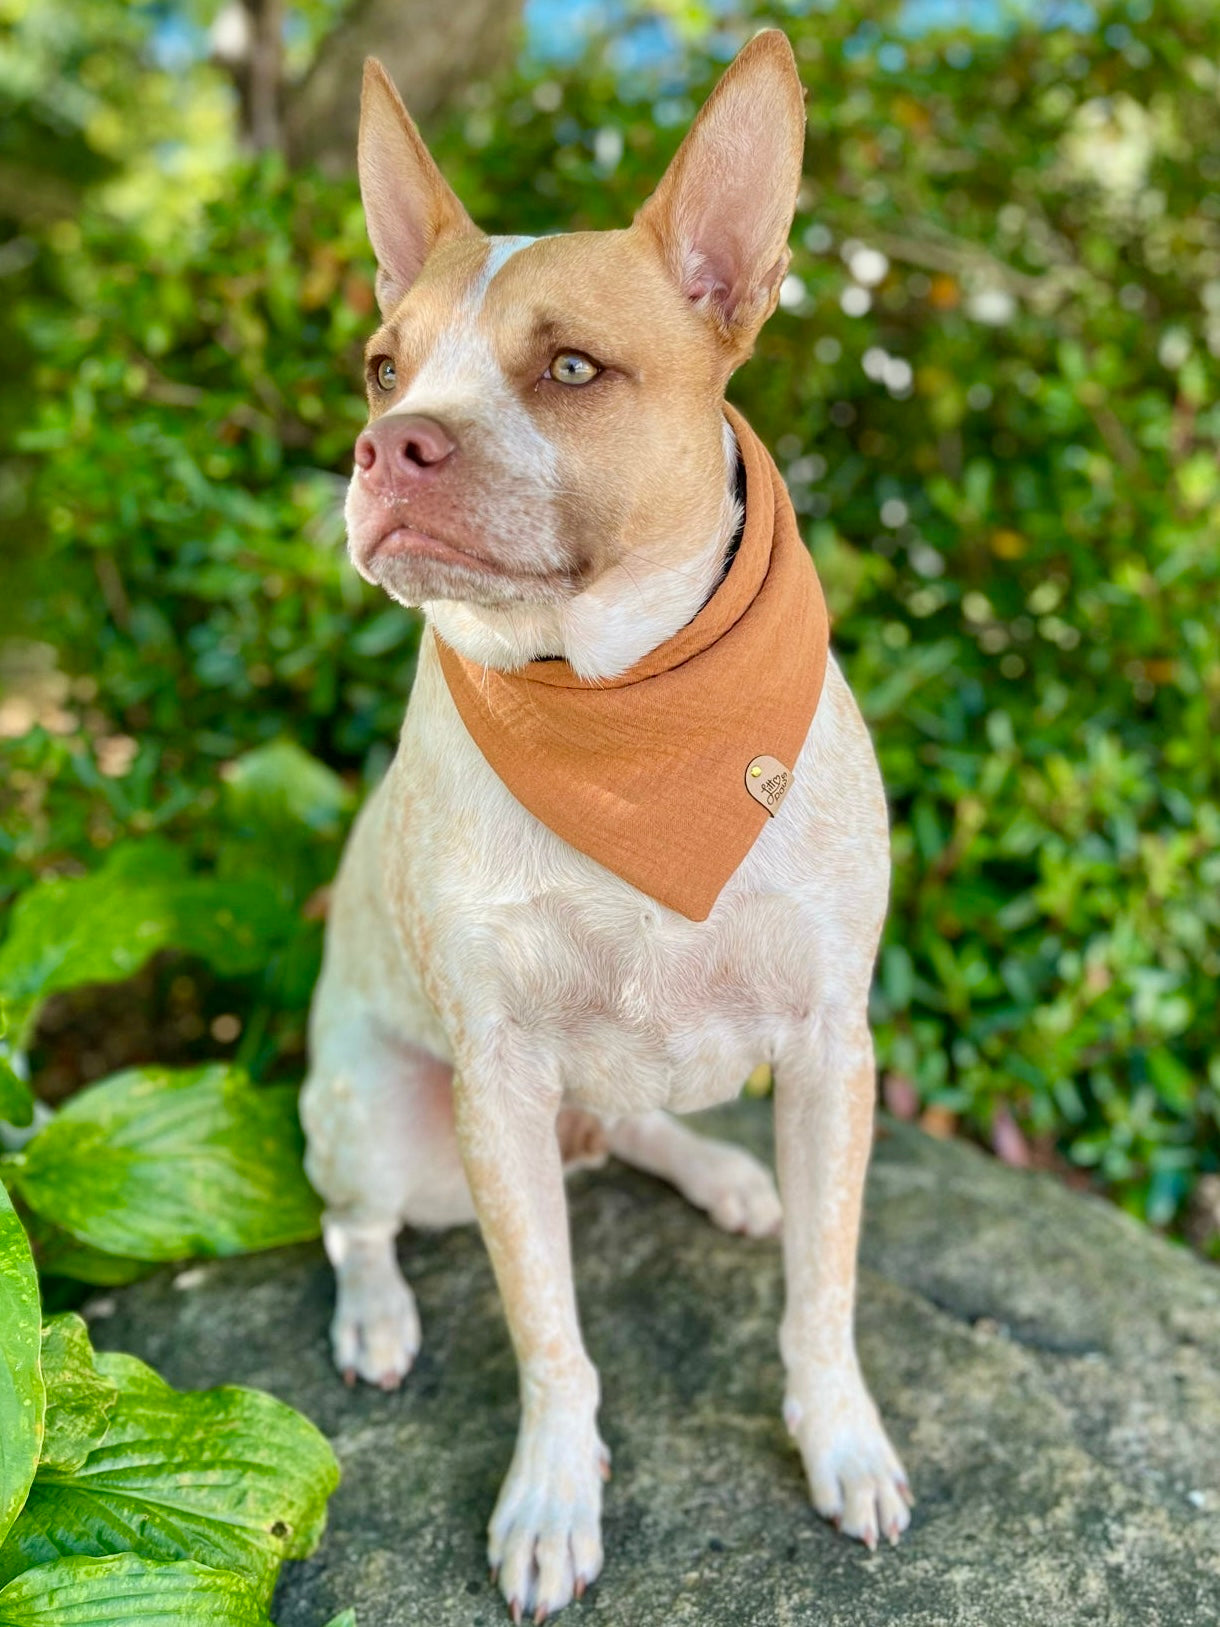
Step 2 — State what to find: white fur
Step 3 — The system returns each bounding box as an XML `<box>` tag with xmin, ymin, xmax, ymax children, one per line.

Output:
<box><xmin>303</xmin><ymin>623</ymin><xmax>911</xmax><ymax>1609</ymax></box>
<box><xmin>475</xmin><ymin>234</ymin><xmax>538</xmax><ymax>293</ymax></box>
<box><xmin>429</xmin><ymin>417</ymin><xmax>741</xmax><ymax>680</ymax></box>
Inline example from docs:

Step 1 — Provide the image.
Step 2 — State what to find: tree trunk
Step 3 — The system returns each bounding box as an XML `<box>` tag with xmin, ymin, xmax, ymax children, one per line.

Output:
<box><xmin>211</xmin><ymin>0</ymin><xmax>285</xmax><ymax>154</ymax></box>
<box><xmin>283</xmin><ymin>0</ymin><xmax>526</xmax><ymax>173</ymax></box>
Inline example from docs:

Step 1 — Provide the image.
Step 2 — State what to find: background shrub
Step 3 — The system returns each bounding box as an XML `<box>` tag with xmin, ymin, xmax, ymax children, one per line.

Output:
<box><xmin>1</xmin><ymin>0</ymin><xmax>1217</xmax><ymax>1232</ymax></box>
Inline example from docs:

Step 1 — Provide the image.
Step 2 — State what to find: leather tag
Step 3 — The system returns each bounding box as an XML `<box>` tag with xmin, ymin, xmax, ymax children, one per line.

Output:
<box><xmin>745</xmin><ymin>755</ymin><xmax>793</xmax><ymax>816</ymax></box>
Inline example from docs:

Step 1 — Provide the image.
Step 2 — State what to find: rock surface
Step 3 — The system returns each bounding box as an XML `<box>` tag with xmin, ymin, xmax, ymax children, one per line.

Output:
<box><xmin>92</xmin><ymin>1104</ymin><xmax>1220</xmax><ymax>1627</ymax></box>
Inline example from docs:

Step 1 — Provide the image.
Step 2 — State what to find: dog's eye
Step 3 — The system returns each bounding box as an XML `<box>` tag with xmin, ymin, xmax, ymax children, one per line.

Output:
<box><xmin>372</xmin><ymin>357</ymin><xmax>397</xmax><ymax>391</ymax></box>
<box><xmin>546</xmin><ymin>351</ymin><xmax>600</xmax><ymax>386</ymax></box>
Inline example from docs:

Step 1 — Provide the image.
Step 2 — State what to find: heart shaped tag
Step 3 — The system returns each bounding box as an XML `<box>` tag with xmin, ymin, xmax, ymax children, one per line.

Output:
<box><xmin>745</xmin><ymin>755</ymin><xmax>793</xmax><ymax>816</ymax></box>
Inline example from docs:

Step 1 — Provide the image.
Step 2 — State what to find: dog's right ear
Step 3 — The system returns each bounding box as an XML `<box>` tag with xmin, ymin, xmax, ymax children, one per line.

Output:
<box><xmin>358</xmin><ymin>59</ymin><xmax>477</xmax><ymax>316</ymax></box>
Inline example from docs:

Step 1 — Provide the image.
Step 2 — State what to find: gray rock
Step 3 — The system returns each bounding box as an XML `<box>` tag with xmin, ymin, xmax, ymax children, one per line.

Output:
<box><xmin>91</xmin><ymin>1105</ymin><xmax>1220</xmax><ymax>1627</ymax></box>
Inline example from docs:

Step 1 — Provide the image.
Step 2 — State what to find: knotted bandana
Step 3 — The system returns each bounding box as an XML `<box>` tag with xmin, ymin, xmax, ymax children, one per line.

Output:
<box><xmin>434</xmin><ymin>404</ymin><xmax>829</xmax><ymax>921</ymax></box>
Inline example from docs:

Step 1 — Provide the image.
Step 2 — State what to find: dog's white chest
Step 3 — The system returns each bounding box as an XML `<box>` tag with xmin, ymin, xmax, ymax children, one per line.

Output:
<box><xmin>478</xmin><ymin>893</ymin><xmax>800</xmax><ymax>1114</ymax></box>
<box><xmin>382</xmin><ymin>638</ymin><xmax>827</xmax><ymax>1117</ymax></box>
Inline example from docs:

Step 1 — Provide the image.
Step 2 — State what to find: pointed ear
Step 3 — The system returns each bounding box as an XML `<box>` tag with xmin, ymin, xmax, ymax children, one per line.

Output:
<box><xmin>634</xmin><ymin>30</ymin><xmax>805</xmax><ymax>346</ymax></box>
<box><xmin>358</xmin><ymin>58</ymin><xmax>478</xmax><ymax>316</ymax></box>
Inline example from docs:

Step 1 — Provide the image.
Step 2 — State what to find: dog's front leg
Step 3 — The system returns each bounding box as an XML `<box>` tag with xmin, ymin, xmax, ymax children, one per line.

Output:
<box><xmin>454</xmin><ymin>1026</ymin><xmax>606</xmax><ymax>1623</ymax></box>
<box><xmin>774</xmin><ymin>1016</ymin><xmax>912</xmax><ymax>1550</ymax></box>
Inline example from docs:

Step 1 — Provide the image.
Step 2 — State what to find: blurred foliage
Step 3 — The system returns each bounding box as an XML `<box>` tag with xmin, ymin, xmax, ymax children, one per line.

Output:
<box><xmin>1</xmin><ymin>0</ymin><xmax>1218</xmax><ymax>1234</ymax></box>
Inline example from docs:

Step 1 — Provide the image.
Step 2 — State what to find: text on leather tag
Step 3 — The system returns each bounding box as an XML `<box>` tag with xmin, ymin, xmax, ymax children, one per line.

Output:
<box><xmin>745</xmin><ymin>755</ymin><xmax>793</xmax><ymax>815</ymax></box>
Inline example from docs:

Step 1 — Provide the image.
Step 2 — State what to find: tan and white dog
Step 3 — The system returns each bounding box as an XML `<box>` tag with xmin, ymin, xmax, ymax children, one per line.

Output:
<box><xmin>301</xmin><ymin>29</ymin><xmax>911</xmax><ymax>1622</ymax></box>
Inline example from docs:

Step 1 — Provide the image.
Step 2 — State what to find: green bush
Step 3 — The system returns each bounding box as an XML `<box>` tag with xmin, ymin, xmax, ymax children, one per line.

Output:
<box><xmin>0</xmin><ymin>838</ymin><xmax>348</xmax><ymax>1621</ymax></box>
<box><xmin>2</xmin><ymin>0</ymin><xmax>1218</xmax><ymax>1229</ymax></box>
<box><xmin>0</xmin><ymin>1182</ymin><xmax>345</xmax><ymax>1625</ymax></box>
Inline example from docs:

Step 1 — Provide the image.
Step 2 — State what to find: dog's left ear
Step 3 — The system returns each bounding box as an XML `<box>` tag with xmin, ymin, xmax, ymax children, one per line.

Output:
<box><xmin>634</xmin><ymin>30</ymin><xmax>806</xmax><ymax>350</ymax></box>
<box><xmin>359</xmin><ymin>58</ymin><xmax>478</xmax><ymax>316</ymax></box>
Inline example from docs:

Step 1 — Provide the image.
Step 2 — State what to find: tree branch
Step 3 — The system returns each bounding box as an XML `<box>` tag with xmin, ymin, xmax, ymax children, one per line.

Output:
<box><xmin>282</xmin><ymin>0</ymin><xmax>525</xmax><ymax>173</ymax></box>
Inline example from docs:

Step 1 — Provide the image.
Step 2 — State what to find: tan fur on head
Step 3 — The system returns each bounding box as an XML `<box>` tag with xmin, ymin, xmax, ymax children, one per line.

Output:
<box><xmin>633</xmin><ymin>30</ymin><xmax>807</xmax><ymax>361</ymax></box>
<box><xmin>348</xmin><ymin>32</ymin><xmax>807</xmax><ymax>680</ymax></box>
<box><xmin>358</xmin><ymin>58</ymin><xmax>478</xmax><ymax>316</ymax></box>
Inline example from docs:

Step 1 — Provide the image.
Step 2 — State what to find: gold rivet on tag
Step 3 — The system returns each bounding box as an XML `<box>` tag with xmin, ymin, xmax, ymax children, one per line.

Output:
<box><xmin>745</xmin><ymin>755</ymin><xmax>793</xmax><ymax>816</ymax></box>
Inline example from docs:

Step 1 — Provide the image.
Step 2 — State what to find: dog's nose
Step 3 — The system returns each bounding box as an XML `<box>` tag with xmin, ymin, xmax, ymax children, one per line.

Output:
<box><xmin>354</xmin><ymin>415</ymin><xmax>456</xmax><ymax>487</ymax></box>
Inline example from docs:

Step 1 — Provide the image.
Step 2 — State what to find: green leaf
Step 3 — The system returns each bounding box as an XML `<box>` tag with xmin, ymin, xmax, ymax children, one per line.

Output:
<box><xmin>0</xmin><ymin>1069</ymin><xmax>33</xmax><ymax>1131</ymax></box>
<box><xmin>0</xmin><ymin>1555</ymin><xmax>273</xmax><ymax>1625</ymax></box>
<box><xmin>22</xmin><ymin>1215</ymin><xmax>150</xmax><ymax>1289</ymax></box>
<box><xmin>37</xmin><ymin>1316</ymin><xmax>116</xmax><ymax>1477</ymax></box>
<box><xmin>0</xmin><ymin>847</ymin><xmax>295</xmax><ymax>1049</ymax></box>
<box><xmin>217</xmin><ymin>742</ymin><xmax>355</xmax><ymax>909</ymax></box>
<box><xmin>0</xmin><ymin>1355</ymin><xmax>339</xmax><ymax>1603</ymax></box>
<box><xmin>0</xmin><ymin>1024</ymin><xmax>33</xmax><ymax>1131</ymax></box>
<box><xmin>322</xmin><ymin>1613</ymin><xmax>357</xmax><ymax>1627</ymax></box>
<box><xmin>221</xmin><ymin>741</ymin><xmax>353</xmax><ymax>840</ymax></box>
<box><xmin>12</xmin><ymin>1064</ymin><xmax>320</xmax><ymax>1262</ymax></box>
<box><xmin>0</xmin><ymin>1183</ymin><xmax>44</xmax><ymax>1547</ymax></box>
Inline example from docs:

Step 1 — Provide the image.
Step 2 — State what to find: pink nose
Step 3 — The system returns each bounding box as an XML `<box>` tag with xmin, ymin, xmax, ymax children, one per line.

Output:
<box><xmin>354</xmin><ymin>415</ymin><xmax>456</xmax><ymax>488</ymax></box>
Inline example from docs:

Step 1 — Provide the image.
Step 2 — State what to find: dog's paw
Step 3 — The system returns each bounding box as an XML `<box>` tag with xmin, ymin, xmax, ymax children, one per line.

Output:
<box><xmin>331</xmin><ymin>1270</ymin><xmax>421</xmax><ymax>1390</ymax></box>
<box><xmin>785</xmin><ymin>1377</ymin><xmax>912</xmax><ymax>1550</ymax></box>
<box><xmin>690</xmin><ymin>1145</ymin><xmax>782</xmax><ymax>1238</ymax></box>
<box><xmin>489</xmin><ymin>1413</ymin><xmax>607</xmax><ymax>1622</ymax></box>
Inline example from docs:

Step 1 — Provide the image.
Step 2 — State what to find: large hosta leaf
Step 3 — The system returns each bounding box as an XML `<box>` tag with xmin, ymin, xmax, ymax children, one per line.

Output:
<box><xmin>37</xmin><ymin>1317</ymin><xmax>116</xmax><ymax>1476</ymax></box>
<box><xmin>0</xmin><ymin>1184</ymin><xmax>43</xmax><ymax>1546</ymax></box>
<box><xmin>0</xmin><ymin>1353</ymin><xmax>339</xmax><ymax>1602</ymax></box>
<box><xmin>0</xmin><ymin>1554</ymin><xmax>273</xmax><ymax>1625</ymax></box>
<box><xmin>12</xmin><ymin>1065</ymin><xmax>320</xmax><ymax>1261</ymax></box>
<box><xmin>22</xmin><ymin>1215</ymin><xmax>149</xmax><ymax>1289</ymax></box>
<box><xmin>0</xmin><ymin>843</ymin><xmax>294</xmax><ymax>1049</ymax></box>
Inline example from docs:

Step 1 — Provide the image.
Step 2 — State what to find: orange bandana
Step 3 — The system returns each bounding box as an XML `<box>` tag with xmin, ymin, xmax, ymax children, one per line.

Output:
<box><xmin>434</xmin><ymin>405</ymin><xmax>830</xmax><ymax>921</ymax></box>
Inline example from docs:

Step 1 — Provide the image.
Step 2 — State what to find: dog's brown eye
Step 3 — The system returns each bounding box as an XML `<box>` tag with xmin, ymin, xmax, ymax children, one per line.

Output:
<box><xmin>373</xmin><ymin>357</ymin><xmax>397</xmax><ymax>391</ymax></box>
<box><xmin>547</xmin><ymin>351</ymin><xmax>600</xmax><ymax>386</ymax></box>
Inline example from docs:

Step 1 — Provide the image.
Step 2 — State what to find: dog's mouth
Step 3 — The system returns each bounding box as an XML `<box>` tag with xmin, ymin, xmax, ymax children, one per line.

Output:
<box><xmin>366</xmin><ymin>523</ymin><xmax>516</xmax><ymax>578</ymax></box>
<box><xmin>353</xmin><ymin>519</ymin><xmax>584</xmax><ymax>607</ymax></box>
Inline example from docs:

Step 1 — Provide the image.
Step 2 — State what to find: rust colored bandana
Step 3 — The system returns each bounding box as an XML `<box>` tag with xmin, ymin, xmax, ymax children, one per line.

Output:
<box><xmin>434</xmin><ymin>405</ymin><xmax>830</xmax><ymax>921</ymax></box>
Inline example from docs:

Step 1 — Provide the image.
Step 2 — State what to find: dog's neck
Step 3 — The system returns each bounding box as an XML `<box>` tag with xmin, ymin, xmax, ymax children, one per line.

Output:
<box><xmin>427</xmin><ymin>421</ymin><xmax>742</xmax><ymax>683</ymax></box>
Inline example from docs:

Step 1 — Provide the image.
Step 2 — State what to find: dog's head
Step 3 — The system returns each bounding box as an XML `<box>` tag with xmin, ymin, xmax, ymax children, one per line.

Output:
<box><xmin>346</xmin><ymin>31</ymin><xmax>805</xmax><ymax>678</ymax></box>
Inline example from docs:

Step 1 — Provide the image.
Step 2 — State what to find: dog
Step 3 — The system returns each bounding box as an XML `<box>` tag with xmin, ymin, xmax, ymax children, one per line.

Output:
<box><xmin>301</xmin><ymin>29</ymin><xmax>911</xmax><ymax>1622</ymax></box>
